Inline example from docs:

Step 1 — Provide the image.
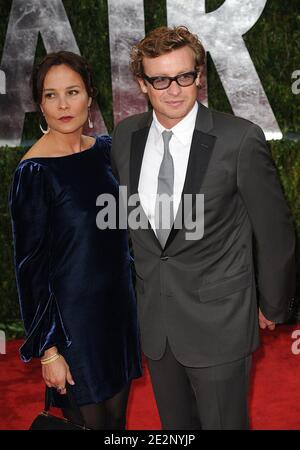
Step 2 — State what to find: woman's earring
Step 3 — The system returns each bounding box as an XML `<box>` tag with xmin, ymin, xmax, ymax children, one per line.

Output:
<box><xmin>39</xmin><ymin>123</ymin><xmax>50</xmax><ymax>134</ymax></box>
<box><xmin>39</xmin><ymin>111</ymin><xmax>50</xmax><ymax>134</ymax></box>
<box><xmin>88</xmin><ymin>107</ymin><xmax>94</xmax><ymax>129</ymax></box>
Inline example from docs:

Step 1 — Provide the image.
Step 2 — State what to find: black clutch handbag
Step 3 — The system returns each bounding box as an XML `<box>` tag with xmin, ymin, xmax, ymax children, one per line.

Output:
<box><xmin>29</xmin><ymin>385</ymin><xmax>90</xmax><ymax>430</ymax></box>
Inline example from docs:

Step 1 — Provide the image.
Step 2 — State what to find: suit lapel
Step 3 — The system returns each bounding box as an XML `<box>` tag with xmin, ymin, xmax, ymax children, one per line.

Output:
<box><xmin>129</xmin><ymin>113</ymin><xmax>161</xmax><ymax>249</ymax></box>
<box><xmin>165</xmin><ymin>103</ymin><xmax>216</xmax><ymax>249</ymax></box>
<box><xmin>129</xmin><ymin>103</ymin><xmax>217</xmax><ymax>251</ymax></box>
<box><xmin>130</xmin><ymin>126</ymin><xmax>150</xmax><ymax>198</ymax></box>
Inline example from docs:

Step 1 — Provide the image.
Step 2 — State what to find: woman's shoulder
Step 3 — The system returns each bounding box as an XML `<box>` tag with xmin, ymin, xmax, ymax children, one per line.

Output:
<box><xmin>10</xmin><ymin>155</ymin><xmax>53</xmax><ymax>211</ymax></box>
<box><xmin>13</xmin><ymin>157</ymin><xmax>51</xmax><ymax>187</ymax></box>
<box><xmin>13</xmin><ymin>138</ymin><xmax>53</xmax><ymax>186</ymax></box>
<box><xmin>95</xmin><ymin>134</ymin><xmax>112</xmax><ymax>149</ymax></box>
<box><xmin>20</xmin><ymin>137</ymin><xmax>50</xmax><ymax>162</ymax></box>
<box><xmin>95</xmin><ymin>134</ymin><xmax>112</xmax><ymax>163</ymax></box>
<box><xmin>17</xmin><ymin>134</ymin><xmax>112</xmax><ymax>169</ymax></box>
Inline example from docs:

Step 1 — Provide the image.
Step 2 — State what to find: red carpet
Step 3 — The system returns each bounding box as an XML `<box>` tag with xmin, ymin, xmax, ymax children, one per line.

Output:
<box><xmin>0</xmin><ymin>324</ymin><xmax>300</xmax><ymax>430</ymax></box>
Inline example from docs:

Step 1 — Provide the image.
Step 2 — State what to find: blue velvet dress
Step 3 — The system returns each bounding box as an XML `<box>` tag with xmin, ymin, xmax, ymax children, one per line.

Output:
<box><xmin>9</xmin><ymin>135</ymin><xmax>142</xmax><ymax>406</ymax></box>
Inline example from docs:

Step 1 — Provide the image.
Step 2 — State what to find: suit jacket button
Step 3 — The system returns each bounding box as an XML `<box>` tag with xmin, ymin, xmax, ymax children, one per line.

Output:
<box><xmin>160</xmin><ymin>256</ymin><xmax>169</xmax><ymax>261</ymax></box>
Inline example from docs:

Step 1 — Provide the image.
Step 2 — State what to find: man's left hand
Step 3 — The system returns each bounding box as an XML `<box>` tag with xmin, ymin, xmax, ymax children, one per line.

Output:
<box><xmin>259</xmin><ymin>308</ymin><xmax>276</xmax><ymax>330</ymax></box>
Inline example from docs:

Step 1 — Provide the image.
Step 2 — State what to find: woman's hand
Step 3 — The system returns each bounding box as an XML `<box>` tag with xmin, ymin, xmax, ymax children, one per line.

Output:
<box><xmin>41</xmin><ymin>347</ymin><xmax>75</xmax><ymax>395</ymax></box>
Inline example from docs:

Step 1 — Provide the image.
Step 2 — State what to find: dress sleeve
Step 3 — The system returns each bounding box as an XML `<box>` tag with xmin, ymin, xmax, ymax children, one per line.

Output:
<box><xmin>9</xmin><ymin>161</ymin><xmax>71</xmax><ymax>362</ymax></box>
<box><xmin>97</xmin><ymin>134</ymin><xmax>112</xmax><ymax>163</ymax></box>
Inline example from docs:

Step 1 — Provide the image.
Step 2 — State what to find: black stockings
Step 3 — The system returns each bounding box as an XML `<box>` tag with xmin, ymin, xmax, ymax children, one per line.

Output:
<box><xmin>62</xmin><ymin>383</ymin><xmax>131</xmax><ymax>430</ymax></box>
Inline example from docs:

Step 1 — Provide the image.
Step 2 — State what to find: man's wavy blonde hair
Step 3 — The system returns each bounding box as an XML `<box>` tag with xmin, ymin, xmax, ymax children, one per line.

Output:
<box><xmin>130</xmin><ymin>26</ymin><xmax>205</xmax><ymax>78</ymax></box>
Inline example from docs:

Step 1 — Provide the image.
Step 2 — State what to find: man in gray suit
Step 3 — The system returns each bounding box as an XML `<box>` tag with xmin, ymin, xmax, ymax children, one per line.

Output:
<box><xmin>111</xmin><ymin>26</ymin><xmax>296</xmax><ymax>429</ymax></box>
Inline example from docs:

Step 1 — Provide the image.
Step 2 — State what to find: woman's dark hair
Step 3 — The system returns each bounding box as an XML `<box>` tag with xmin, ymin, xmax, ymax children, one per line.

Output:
<box><xmin>32</xmin><ymin>51</ymin><xmax>98</xmax><ymax>107</ymax></box>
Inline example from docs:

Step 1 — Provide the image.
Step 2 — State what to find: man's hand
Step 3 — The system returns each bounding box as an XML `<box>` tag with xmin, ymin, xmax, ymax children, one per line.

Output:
<box><xmin>259</xmin><ymin>308</ymin><xmax>276</xmax><ymax>330</ymax></box>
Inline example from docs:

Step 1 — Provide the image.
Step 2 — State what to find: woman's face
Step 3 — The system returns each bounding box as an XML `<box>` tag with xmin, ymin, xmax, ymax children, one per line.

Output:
<box><xmin>40</xmin><ymin>64</ymin><xmax>92</xmax><ymax>134</ymax></box>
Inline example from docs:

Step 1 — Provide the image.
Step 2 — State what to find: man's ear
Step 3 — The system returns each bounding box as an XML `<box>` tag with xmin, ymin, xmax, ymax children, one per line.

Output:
<box><xmin>137</xmin><ymin>77</ymin><xmax>148</xmax><ymax>94</ymax></box>
<box><xmin>195</xmin><ymin>69</ymin><xmax>202</xmax><ymax>88</ymax></box>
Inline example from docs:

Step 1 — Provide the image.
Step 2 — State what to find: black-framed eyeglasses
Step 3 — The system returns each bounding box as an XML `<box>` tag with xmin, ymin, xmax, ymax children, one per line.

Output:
<box><xmin>143</xmin><ymin>71</ymin><xmax>198</xmax><ymax>90</ymax></box>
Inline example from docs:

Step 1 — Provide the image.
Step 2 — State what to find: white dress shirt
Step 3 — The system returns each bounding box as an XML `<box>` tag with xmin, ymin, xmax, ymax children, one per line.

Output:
<box><xmin>138</xmin><ymin>102</ymin><xmax>198</xmax><ymax>235</ymax></box>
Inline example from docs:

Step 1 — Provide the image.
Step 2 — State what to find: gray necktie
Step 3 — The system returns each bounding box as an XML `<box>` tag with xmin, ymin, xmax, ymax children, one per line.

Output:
<box><xmin>155</xmin><ymin>130</ymin><xmax>174</xmax><ymax>248</ymax></box>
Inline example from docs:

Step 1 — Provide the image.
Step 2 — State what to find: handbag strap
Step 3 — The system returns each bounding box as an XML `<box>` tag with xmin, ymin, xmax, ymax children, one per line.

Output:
<box><xmin>44</xmin><ymin>384</ymin><xmax>85</xmax><ymax>426</ymax></box>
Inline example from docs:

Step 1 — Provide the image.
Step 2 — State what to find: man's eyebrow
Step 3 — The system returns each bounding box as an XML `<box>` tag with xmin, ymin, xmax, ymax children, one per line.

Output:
<box><xmin>148</xmin><ymin>70</ymin><xmax>195</xmax><ymax>77</ymax></box>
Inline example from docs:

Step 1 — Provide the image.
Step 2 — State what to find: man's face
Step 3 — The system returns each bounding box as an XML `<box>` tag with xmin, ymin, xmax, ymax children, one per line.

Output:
<box><xmin>138</xmin><ymin>46</ymin><xmax>200</xmax><ymax>129</ymax></box>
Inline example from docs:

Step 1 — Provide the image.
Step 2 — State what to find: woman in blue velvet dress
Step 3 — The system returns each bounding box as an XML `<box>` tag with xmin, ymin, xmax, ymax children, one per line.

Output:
<box><xmin>9</xmin><ymin>51</ymin><xmax>142</xmax><ymax>429</ymax></box>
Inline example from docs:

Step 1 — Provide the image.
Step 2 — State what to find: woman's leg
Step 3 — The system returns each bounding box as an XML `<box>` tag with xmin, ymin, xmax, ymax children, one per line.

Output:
<box><xmin>62</xmin><ymin>402</ymin><xmax>106</xmax><ymax>430</ymax></box>
<box><xmin>62</xmin><ymin>382</ymin><xmax>131</xmax><ymax>430</ymax></box>
<box><xmin>104</xmin><ymin>382</ymin><xmax>131</xmax><ymax>429</ymax></box>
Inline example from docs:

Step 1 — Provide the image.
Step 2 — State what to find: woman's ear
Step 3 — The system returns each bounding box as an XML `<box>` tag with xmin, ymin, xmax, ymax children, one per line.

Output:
<box><xmin>88</xmin><ymin>97</ymin><xmax>92</xmax><ymax>107</ymax></box>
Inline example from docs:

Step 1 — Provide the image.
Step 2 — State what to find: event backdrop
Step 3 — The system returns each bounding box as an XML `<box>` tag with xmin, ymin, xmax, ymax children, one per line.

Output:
<box><xmin>0</xmin><ymin>0</ymin><xmax>299</xmax><ymax>336</ymax></box>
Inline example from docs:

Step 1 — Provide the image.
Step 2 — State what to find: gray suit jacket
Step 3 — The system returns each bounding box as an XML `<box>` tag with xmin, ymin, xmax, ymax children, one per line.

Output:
<box><xmin>111</xmin><ymin>102</ymin><xmax>296</xmax><ymax>367</ymax></box>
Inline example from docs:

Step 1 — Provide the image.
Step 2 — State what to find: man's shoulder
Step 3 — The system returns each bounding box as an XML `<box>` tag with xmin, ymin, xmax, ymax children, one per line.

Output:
<box><xmin>114</xmin><ymin>111</ymin><xmax>152</xmax><ymax>135</ymax></box>
<box><xmin>209</xmin><ymin>107</ymin><xmax>258</xmax><ymax>133</ymax></box>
